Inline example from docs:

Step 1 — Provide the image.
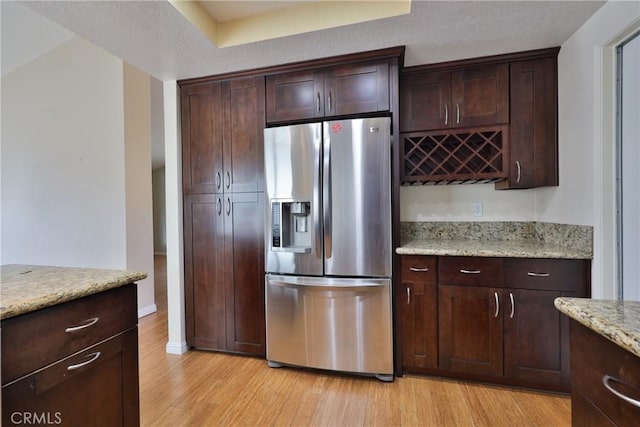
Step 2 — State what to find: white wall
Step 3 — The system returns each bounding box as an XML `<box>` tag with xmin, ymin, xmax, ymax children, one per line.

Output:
<box><xmin>538</xmin><ymin>1</ymin><xmax>640</xmax><ymax>298</ymax></box>
<box><xmin>1</xmin><ymin>37</ymin><xmax>127</xmax><ymax>268</ymax></box>
<box><xmin>124</xmin><ymin>63</ymin><xmax>157</xmax><ymax>317</ymax></box>
<box><xmin>400</xmin><ymin>184</ymin><xmax>536</xmax><ymax>222</ymax></box>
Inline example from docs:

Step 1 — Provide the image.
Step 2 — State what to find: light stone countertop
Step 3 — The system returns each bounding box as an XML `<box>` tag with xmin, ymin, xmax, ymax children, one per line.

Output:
<box><xmin>0</xmin><ymin>264</ymin><xmax>147</xmax><ymax>320</ymax></box>
<box><xmin>554</xmin><ymin>297</ymin><xmax>640</xmax><ymax>358</ymax></box>
<box><xmin>396</xmin><ymin>238</ymin><xmax>593</xmax><ymax>259</ymax></box>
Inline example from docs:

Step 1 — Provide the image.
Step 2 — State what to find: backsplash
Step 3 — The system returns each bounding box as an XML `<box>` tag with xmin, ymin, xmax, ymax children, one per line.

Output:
<box><xmin>401</xmin><ymin>221</ymin><xmax>593</xmax><ymax>251</ymax></box>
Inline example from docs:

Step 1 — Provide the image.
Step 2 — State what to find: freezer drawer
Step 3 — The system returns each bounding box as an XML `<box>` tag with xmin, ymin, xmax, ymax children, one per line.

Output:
<box><xmin>265</xmin><ymin>275</ymin><xmax>393</xmax><ymax>379</ymax></box>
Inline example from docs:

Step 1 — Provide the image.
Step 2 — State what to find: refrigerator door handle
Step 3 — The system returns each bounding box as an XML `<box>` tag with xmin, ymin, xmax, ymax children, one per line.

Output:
<box><xmin>323</xmin><ymin>124</ymin><xmax>332</xmax><ymax>259</ymax></box>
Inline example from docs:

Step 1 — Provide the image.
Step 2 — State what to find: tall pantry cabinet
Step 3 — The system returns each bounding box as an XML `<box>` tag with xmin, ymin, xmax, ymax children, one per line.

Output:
<box><xmin>180</xmin><ymin>76</ymin><xmax>266</xmax><ymax>356</ymax></box>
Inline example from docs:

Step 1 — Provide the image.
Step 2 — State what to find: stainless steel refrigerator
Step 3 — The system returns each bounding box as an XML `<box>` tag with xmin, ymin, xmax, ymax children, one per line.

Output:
<box><xmin>264</xmin><ymin>117</ymin><xmax>393</xmax><ymax>381</ymax></box>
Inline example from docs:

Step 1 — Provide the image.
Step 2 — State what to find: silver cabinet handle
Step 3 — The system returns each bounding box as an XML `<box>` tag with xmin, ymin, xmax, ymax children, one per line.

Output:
<box><xmin>509</xmin><ymin>292</ymin><xmax>515</xmax><ymax>319</ymax></box>
<box><xmin>444</xmin><ymin>104</ymin><xmax>448</xmax><ymax>125</ymax></box>
<box><xmin>217</xmin><ymin>198</ymin><xmax>222</xmax><ymax>215</ymax></box>
<box><xmin>316</xmin><ymin>92</ymin><xmax>321</xmax><ymax>112</ymax></box>
<box><xmin>67</xmin><ymin>352</ymin><xmax>101</xmax><ymax>371</ymax></box>
<box><xmin>527</xmin><ymin>272</ymin><xmax>550</xmax><ymax>277</ymax></box>
<box><xmin>226</xmin><ymin>197</ymin><xmax>231</xmax><ymax>216</ymax></box>
<box><xmin>516</xmin><ymin>161</ymin><xmax>522</xmax><ymax>183</ymax></box>
<box><xmin>216</xmin><ymin>171</ymin><xmax>221</xmax><ymax>190</ymax></box>
<box><xmin>460</xmin><ymin>269</ymin><xmax>481</xmax><ymax>274</ymax></box>
<box><xmin>65</xmin><ymin>317</ymin><xmax>99</xmax><ymax>333</ymax></box>
<box><xmin>409</xmin><ymin>267</ymin><xmax>429</xmax><ymax>272</ymax></box>
<box><xmin>602</xmin><ymin>375</ymin><xmax>640</xmax><ymax>408</ymax></box>
<box><xmin>456</xmin><ymin>103</ymin><xmax>460</xmax><ymax>124</ymax></box>
<box><xmin>494</xmin><ymin>292</ymin><xmax>500</xmax><ymax>317</ymax></box>
<box><xmin>225</xmin><ymin>171</ymin><xmax>231</xmax><ymax>190</ymax></box>
<box><xmin>328</xmin><ymin>91</ymin><xmax>332</xmax><ymax>112</ymax></box>
<box><xmin>406</xmin><ymin>287</ymin><xmax>411</xmax><ymax>305</ymax></box>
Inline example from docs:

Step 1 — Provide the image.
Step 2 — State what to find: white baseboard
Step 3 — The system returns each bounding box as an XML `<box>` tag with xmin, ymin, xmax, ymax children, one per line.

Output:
<box><xmin>138</xmin><ymin>304</ymin><xmax>158</xmax><ymax>318</ymax></box>
<box><xmin>166</xmin><ymin>341</ymin><xmax>189</xmax><ymax>354</ymax></box>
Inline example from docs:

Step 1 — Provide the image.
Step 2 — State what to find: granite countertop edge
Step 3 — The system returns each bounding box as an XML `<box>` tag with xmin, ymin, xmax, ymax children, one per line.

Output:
<box><xmin>554</xmin><ymin>297</ymin><xmax>640</xmax><ymax>358</ymax></box>
<box><xmin>1</xmin><ymin>265</ymin><xmax>147</xmax><ymax>320</ymax></box>
<box><xmin>396</xmin><ymin>238</ymin><xmax>593</xmax><ymax>259</ymax></box>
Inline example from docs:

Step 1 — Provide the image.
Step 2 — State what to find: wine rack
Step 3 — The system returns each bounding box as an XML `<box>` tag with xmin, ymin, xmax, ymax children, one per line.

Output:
<box><xmin>402</xmin><ymin>125</ymin><xmax>509</xmax><ymax>185</ymax></box>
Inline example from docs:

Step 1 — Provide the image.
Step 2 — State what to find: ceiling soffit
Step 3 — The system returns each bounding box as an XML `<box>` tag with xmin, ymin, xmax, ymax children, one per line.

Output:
<box><xmin>170</xmin><ymin>0</ymin><xmax>412</xmax><ymax>47</ymax></box>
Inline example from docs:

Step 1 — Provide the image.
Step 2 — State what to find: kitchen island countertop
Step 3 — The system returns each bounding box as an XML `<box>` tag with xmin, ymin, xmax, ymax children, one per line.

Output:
<box><xmin>0</xmin><ymin>264</ymin><xmax>147</xmax><ymax>320</ymax></box>
<box><xmin>555</xmin><ymin>297</ymin><xmax>640</xmax><ymax>358</ymax></box>
<box><xmin>396</xmin><ymin>238</ymin><xmax>592</xmax><ymax>259</ymax></box>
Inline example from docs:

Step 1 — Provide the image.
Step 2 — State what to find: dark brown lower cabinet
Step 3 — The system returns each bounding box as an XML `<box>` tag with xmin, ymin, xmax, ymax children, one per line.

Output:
<box><xmin>184</xmin><ymin>192</ymin><xmax>265</xmax><ymax>356</ymax></box>
<box><xmin>399</xmin><ymin>255</ymin><xmax>590</xmax><ymax>392</ymax></box>
<box><xmin>400</xmin><ymin>255</ymin><xmax>438</xmax><ymax>371</ymax></box>
<box><xmin>3</xmin><ymin>329</ymin><xmax>139</xmax><ymax>426</ymax></box>
<box><xmin>438</xmin><ymin>285</ymin><xmax>503</xmax><ymax>377</ymax></box>
<box><xmin>2</xmin><ymin>284</ymin><xmax>139</xmax><ymax>427</ymax></box>
<box><xmin>570</xmin><ymin>320</ymin><xmax>640</xmax><ymax>426</ymax></box>
<box><xmin>503</xmin><ymin>288</ymin><xmax>573</xmax><ymax>388</ymax></box>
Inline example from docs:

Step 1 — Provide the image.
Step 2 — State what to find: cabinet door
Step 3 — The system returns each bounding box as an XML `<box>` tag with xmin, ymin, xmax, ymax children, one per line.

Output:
<box><xmin>324</xmin><ymin>60</ymin><xmax>389</xmax><ymax>117</ymax></box>
<box><xmin>503</xmin><ymin>288</ymin><xmax>573</xmax><ymax>390</ymax></box>
<box><xmin>266</xmin><ymin>70</ymin><xmax>325</xmax><ymax>122</ymax></box>
<box><xmin>400</xmin><ymin>71</ymin><xmax>451</xmax><ymax>131</ymax></box>
<box><xmin>439</xmin><ymin>285</ymin><xmax>503</xmax><ymax>377</ymax></box>
<box><xmin>223</xmin><ymin>76</ymin><xmax>266</xmax><ymax>193</ymax></box>
<box><xmin>451</xmin><ymin>64</ymin><xmax>509</xmax><ymax>128</ymax></box>
<box><xmin>224</xmin><ymin>192</ymin><xmax>265</xmax><ymax>355</ymax></box>
<box><xmin>184</xmin><ymin>194</ymin><xmax>226</xmax><ymax>350</ymax></box>
<box><xmin>400</xmin><ymin>256</ymin><xmax>438</xmax><ymax>371</ymax></box>
<box><xmin>2</xmin><ymin>329</ymin><xmax>139</xmax><ymax>427</ymax></box>
<box><xmin>181</xmin><ymin>82</ymin><xmax>224</xmax><ymax>194</ymax></box>
<box><xmin>500</xmin><ymin>57</ymin><xmax>558</xmax><ymax>189</ymax></box>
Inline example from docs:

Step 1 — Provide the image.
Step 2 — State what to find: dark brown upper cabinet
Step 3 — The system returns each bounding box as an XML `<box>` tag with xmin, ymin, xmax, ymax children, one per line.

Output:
<box><xmin>181</xmin><ymin>76</ymin><xmax>265</xmax><ymax>195</ymax></box>
<box><xmin>266</xmin><ymin>59</ymin><xmax>390</xmax><ymax>123</ymax></box>
<box><xmin>400</xmin><ymin>64</ymin><xmax>509</xmax><ymax>132</ymax></box>
<box><xmin>496</xmin><ymin>54</ymin><xmax>559</xmax><ymax>189</ymax></box>
<box><xmin>400</xmin><ymin>48</ymin><xmax>559</xmax><ymax>188</ymax></box>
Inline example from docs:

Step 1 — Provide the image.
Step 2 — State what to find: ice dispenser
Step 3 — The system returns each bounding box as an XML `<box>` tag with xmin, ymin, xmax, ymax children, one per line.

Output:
<box><xmin>270</xmin><ymin>200</ymin><xmax>312</xmax><ymax>253</ymax></box>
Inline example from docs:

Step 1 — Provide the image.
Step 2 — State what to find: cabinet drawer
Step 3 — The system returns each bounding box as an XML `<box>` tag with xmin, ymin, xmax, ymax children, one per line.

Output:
<box><xmin>1</xmin><ymin>284</ymin><xmax>137</xmax><ymax>385</ymax></box>
<box><xmin>571</xmin><ymin>320</ymin><xmax>640</xmax><ymax>426</ymax></box>
<box><xmin>401</xmin><ymin>255</ymin><xmax>437</xmax><ymax>283</ymax></box>
<box><xmin>504</xmin><ymin>258</ymin><xmax>588</xmax><ymax>292</ymax></box>
<box><xmin>438</xmin><ymin>256</ymin><xmax>503</xmax><ymax>287</ymax></box>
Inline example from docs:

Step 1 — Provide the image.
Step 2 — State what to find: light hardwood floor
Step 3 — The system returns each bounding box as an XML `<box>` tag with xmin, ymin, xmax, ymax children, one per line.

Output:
<box><xmin>139</xmin><ymin>256</ymin><xmax>571</xmax><ymax>426</ymax></box>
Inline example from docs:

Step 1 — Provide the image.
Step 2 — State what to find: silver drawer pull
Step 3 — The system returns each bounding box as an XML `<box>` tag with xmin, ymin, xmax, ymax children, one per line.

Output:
<box><xmin>494</xmin><ymin>292</ymin><xmax>500</xmax><ymax>318</ymax></box>
<box><xmin>602</xmin><ymin>375</ymin><xmax>640</xmax><ymax>408</ymax></box>
<box><xmin>527</xmin><ymin>272</ymin><xmax>550</xmax><ymax>277</ymax></box>
<box><xmin>409</xmin><ymin>267</ymin><xmax>429</xmax><ymax>272</ymax></box>
<box><xmin>65</xmin><ymin>317</ymin><xmax>99</xmax><ymax>333</ymax></box>
<box><xmin>460</xmin><ymin>269</ymin><xmax>481</xmax><ymax>274</ymax></box>
<box><xmin>67</xmin><ymin>352</ymin><xmax>101</xmax><ymax>371</ymax></box>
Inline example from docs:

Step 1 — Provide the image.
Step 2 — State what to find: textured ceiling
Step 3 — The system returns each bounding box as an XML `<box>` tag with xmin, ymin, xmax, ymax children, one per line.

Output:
<box><xmin>20</xmin><ymin>1</ymin><xmax>606</xmax><ymax>82</ymax></box>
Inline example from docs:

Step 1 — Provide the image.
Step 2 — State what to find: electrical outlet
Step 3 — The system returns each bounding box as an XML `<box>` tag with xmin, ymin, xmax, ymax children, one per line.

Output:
<box><xmin>473</xmin><ymin>202</ymin><xmax>483</xmax><ymax>217</ymax></box>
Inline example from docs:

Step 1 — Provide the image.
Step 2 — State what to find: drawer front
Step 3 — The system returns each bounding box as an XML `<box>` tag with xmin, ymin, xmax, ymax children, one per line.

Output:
<box><xmin>504</xmin><ymin>258</ymin><xmax>589</xmax><ymax>292</ymax></box>
<box><xmin>571</xmin><ymin>321</ymin><xmax>640</xmax><ymax>426</ymax></box>
<box><xmin>438</xmin><ymin>256</ymin><xmax>504</xmax><ymax>287</ymax></box>
<box><xmin>401</xmin><ymin>255</ymin><xmax>437</xmax><ymax>283</ymax></box>
<box><xmin>1</xmin><ymin>284</ymin><xmax>137</xmax><ymax>385</ymax></box>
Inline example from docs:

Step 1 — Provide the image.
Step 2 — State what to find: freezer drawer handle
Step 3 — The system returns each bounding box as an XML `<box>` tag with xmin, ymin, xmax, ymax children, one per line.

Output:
<box><xmin>527</xmin><ymin>272</ymin><xmax>550</xmax><ymax>277</ymax></box>
<box><xmin>271</xmin><ymin>278</ymin><xmax>386</xmax><ymax>288</ymax></box>
<box><xmin>409</xmin><ymin>267</ymin><xmax>429</xmax><ymax>272</ymax></box>
<box><xmin>602</xmin><ymin>375</ymin><xmax>640</xmax><ymax>408</ymax></box>
<box><xmin>460</xmin><ymin>269</ymin><xmax>481</xmax><ymax>274</ymax></box>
